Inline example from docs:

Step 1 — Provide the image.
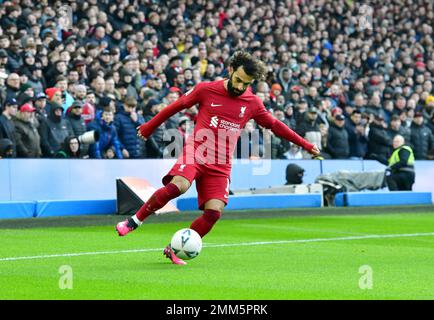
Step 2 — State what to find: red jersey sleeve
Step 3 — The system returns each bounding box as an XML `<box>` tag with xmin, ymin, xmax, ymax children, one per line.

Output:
<box><xmin>252</xmin><ymin>100</ymin><xmax>315</xmax><ymax>152</ymax></box>
<box><xmin>138</xmin><ymin>83</ymin><xmax>205</xmax><ymax>138</ymax></box>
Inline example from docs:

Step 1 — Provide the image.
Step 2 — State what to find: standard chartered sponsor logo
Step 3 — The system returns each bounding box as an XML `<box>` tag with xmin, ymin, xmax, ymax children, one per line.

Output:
<box><xmin>219</xmin><ymin>119</ymin><xmax>241</xmax><ymax>131</ymax></box>
<box><xmin>209</xmin><ymin>117</ymin><xmax>240</xmax><ymax>131</ymax></box>
<box><xmin>210</xmin><ymin>116</ymin><xmax>219</xmax><ymax>128</ymax></box>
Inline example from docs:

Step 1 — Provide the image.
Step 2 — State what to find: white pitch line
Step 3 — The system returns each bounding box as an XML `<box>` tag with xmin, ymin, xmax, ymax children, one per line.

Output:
<box><xmin>1</xmin><ymin>232</ymin><xmax>433</xmax><ymax>262</ymax></box>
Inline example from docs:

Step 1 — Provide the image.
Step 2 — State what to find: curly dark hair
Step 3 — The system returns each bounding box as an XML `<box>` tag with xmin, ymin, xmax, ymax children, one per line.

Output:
<box><xmin>228</xmin><ymin>51</ymin><xmax>267</xmax><ymax>81</ymax></box>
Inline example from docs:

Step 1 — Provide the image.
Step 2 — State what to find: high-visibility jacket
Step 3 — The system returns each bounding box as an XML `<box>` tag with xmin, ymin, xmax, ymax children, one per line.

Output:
<box><xmin>388</xmin><ymin>145</ymin><xmax>415</xmax><ymax>167</ymax></box>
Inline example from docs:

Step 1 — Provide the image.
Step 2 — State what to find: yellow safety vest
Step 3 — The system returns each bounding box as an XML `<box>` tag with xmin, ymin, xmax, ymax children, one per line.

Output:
<box><xmin>388</xmin><ymin>145</ymin><xmax>415</xmax><ymax>167</ymax></box>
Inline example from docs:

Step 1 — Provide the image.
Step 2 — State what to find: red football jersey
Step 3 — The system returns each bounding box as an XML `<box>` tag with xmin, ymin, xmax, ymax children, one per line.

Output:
<box><xmin>139</xmin><ymin>80</ymin><xmax>314</xmax><ymax>174</ymax></box>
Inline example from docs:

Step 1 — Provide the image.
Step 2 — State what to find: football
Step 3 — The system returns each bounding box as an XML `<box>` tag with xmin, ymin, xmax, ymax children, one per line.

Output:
<box><xmin>170</xmin><ymin>228</ymin><xmax>202</xmax><ymax>260</ymax></box>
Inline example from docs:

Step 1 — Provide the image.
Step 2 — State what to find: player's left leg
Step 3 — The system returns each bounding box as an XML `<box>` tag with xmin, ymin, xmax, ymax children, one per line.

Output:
<box><xmin>189</xmin><ymin>173</ymin><xmax>230</xmax><ymax>238</ymax></box>
<box><xmin>190</xmin><ymin>199</ymin><xmax>225</xmax><ymax>238</ymax></box>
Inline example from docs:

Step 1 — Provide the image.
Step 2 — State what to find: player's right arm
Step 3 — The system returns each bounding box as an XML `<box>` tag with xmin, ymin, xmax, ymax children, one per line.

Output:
<box><xmin>137</xmin><ymin>83</ymin><xmax>205</xmax><ymax>140</ymax></box>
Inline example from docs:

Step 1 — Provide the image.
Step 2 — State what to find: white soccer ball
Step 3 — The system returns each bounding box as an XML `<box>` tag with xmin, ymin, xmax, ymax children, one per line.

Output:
<box><xmin>170</xmin><ymin>228</ymin><xmax>202</xmax><ymax>260</ymax></box>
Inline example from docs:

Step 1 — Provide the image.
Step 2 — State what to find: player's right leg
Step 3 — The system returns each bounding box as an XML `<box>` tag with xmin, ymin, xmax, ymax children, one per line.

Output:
<box><xmin>116</xmin><ymin>175</ymin><xmax>192</xmax><ymax>236</ymax></box>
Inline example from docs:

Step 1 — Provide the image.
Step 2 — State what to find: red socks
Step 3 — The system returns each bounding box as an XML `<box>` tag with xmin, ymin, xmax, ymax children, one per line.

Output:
<box><xmin>190</xmin><ymin>209</ymin><xmax>221</xmax><ymax>238</ymax></box>
<box><xmin>134</xmin><ymin>182</ymin><xmax>221</xmax><ymax>238</ymax></box>
<box><xmin>135</xmin><ymin>183</ymin><xmax>181</xmax><ymax>221</ymax></box>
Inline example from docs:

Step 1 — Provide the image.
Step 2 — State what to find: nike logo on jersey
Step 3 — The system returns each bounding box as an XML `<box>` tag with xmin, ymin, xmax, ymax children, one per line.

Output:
<box><xmin>211</xmin><ymin>103</ymin><xmax>222</xmax><ymax>107</ymax></box>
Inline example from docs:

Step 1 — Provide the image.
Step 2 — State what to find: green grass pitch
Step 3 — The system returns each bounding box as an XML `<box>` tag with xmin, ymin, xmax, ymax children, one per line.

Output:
<box><xmin>0</xmin><ymin>207</ymin><xmax>433</xmax><ymax>300</ymax></box>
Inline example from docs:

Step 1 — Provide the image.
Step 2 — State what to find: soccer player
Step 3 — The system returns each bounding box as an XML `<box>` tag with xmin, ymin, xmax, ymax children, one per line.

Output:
<box><xmin>116</xmin><ymin>51</ymin><xmax>320</xmax><ymax>264</ymax></box>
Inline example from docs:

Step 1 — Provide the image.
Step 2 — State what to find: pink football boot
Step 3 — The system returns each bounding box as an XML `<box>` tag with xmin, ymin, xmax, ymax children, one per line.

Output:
<box><xmin>163</xmin><ymin>245</ymin><xmax>187</xmax><ymax>265</ymax></box>
<box><xmin>115</xmin><ymin>218</ymin><xmax>138</xmax><ymax>236</ymax></box>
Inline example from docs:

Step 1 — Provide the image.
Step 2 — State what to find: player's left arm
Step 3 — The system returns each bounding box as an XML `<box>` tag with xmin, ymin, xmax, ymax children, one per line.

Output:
<box><xmin>252</xmin><ymin>102</ymin><xmax>320</xmax><ymax>156</ymax></box>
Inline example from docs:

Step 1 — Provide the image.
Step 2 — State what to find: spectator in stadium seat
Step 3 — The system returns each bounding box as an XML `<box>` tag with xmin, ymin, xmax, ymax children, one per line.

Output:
<box><xmin>163</xmin><ymin>89</ymin><xmax>182</xmax><ymax>130</ymax></box>
<box><xmin>90</xmin><ymin>76</ymin><xmax>106</xmax><ymax>108</ymax></box>
<box><xmin>143</xmin><ymin>100</ymin><xmax>167</xmax><ymax>159</ymax></box>
<box><xmin>327</xmin><ymin>114</ymin><xmax>350</xmax><ymax>159</ymax></box>
<box><xmin>45</xmin><ymin>60</ymin><xmax>68</xmax><ymax>87</ymax></box>
<box><xmin>82</xmin><ymin>89</ymin><xmax>96</xmax><ymax>125</ymax></box>
<box><xmin>65</xmin><ymin>100</ymin><xmax>92</xmax><ymax>157</ymax></box>
<box><xmin>423</xmin><ymin>95</ymin><xmax>434</xmax><ymax>121</ymax></box>
<box><xmin>315</xmin><ymin>99</ymin><xmax>331</xmax><ymax>128</ymax></box>
<box><xmin>13</xmin><ymin>103</ymin><xmax>41</xmax><ymax>158</ymax></box>
<box><xmin>267</xmin><ymin>129</ymin><xmax>286</xmax><ymax>159</ymax></box>
<box><xmin>0</xmin><ymin>98</ymin><xmax>18</xmax><ymax>156</ymax></box>
<box><xmin>269</xmin><ymin>83</ymin><xmax>283</xmax><ymax>107</ymax></box>
<box><xmin>283</xmin><ymin>143</ymin><xmax>303</xmax><ymax>160</ymax></box>
<box><xmin>32</xmin><ymin>92</ymin><xmax>51</xmax><ymax>156</ymax></box>
<box><xmin>44</xmin><ymin>86</ymin><xmax>61</xmax><ymax>108</ymax></box>
<box><xmin>114</xmin><ymin>96</ymin><xmax>144</xmax><ymax>159</ymax></box>
<box><xmin>388</xmin><ymin>115</ymin><xmax>411</xmax><ymax>144</ymax></box>
<box><xmin>176</xmin><ymin>116</ymin><xmax>190</xmax><ymax>149</ymax></box>
<box><xmin>55</xmin><ymin>76</ymin><xmax>74</xmax><ymax>111</ymax></box>
<box><xmin>18</xmin><ymin>83</ymin><xmax>34</xmax><ymax>102</ymax></box>
<box><xmin>42</xmin><ymin>102</ymin><xmax>74</xmax><ymax>157</ymax></box>
<box><xmin>410</xmin><ymin>112</ymin><xmax>434</xmax><ymax>160</ymax></box>
<box><xmin>0</xmin><ymin>138</ymin><xmax>14</xmax><ymax>158</ymax></box>
<box><xmin>26</xmin><ymin>65</ymin><xmax>45</xmax><ymax>94</ymax></box>
<box><xmin>428</xmin><ymin>114</ymin><xmax>434</xmax><ymax>136</ymax></box>
<box><xmin>6</xmin><ymin>38</ymin><xmax>22</xmax><ymax>72</ymax></box>
<box><xmin>367</xmin><ymin>114</ymin><xmax>392</xmax><ymax>160</ymax></box>
<box><xmin>365</xmin><ymin>93</ymin><xmax>386</xmax><ymax>120</ymax></box>
<box><xmin>119</xmin><ymin>68</ymin><xmax>139</xmax><ymax>101</ymax></box>
<box><xmin>295</xmin><ymin>106</ymin><xmax>322</xmax><ymax>159</ymax></box>
<box><xmin>5</xmin><ymin>73</ymin><xmax>21</xmax><ymax>100</ymax></box>
<box><xmin>345</xmin><ymin>110</ymin><xmax>368</xmax><ymax>159</ymax></box>
<box><xmin>87</xmin><ymin>107</ymin><xmax>126</xmax><ymax>159</ymax></box>
<box><xmin>66</xmin><ymin>101</ymin><xmax>87</xmax><ymax>138</ymax></box>
<box><xmin>55</xmin><ymin>136</ymin><xmax>83</xmax><ymax>159</ymax></box>
<box><xmin>283</xmin><ymin>103</ymin><xmax>297</xmax><ymax>130</ymax></box>
<box><xmin>165</xmin><ymin>55</ymin><xmax>183</xmax><ymax>86</ymax></box>
<box><xmin>277</xmin><ymin>67</ymin><xmax>293</xmax><ymax>96</ymax></box>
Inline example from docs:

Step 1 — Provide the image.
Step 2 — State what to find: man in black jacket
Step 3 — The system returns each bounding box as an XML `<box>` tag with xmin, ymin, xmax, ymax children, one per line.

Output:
<box><xmin>367</xmin><ymin>114</ymin><xmax>392</xmax><ymax>160</ymax></box>
<box><xmin>0</xmin><ymin>98</ymin><xmax>18</xmax><ymax>156</ymax></box>
<box><xmin>388</xmin><ymin>115</ymin><xmax>411</xmax><ymax>143</ymax></box>
<box><xmin>66</xmin><ymin>100</ymin><xmax>91</xmax><ymax>157</ymax></box>
<box><xmin>295</xmin><ymin>106</ymin><xmax>322</xmax><ymax>158</ymax></box>
<box><xmin>345</xmin><ymin>110</ymin><xmax>368</xmax><ymax>159</ymax></box>
<box><xmin>285</xmin><ymin>163</ymin><xmax>305</xmax><ymax>185</ymax></box>
<box><xmin>410</xmin><ymin>112</ymin><xmax>434</xmax><ymax>160</ymax></box>
<box><xmin>66</xmin><ymin>101</ymin><xmax>86</xmax><ymax>138</ymax></box>
<box><xmin>327</xmin><ymin>114</ymin><xmax>350</xmax><ymax>159</ymax></box>
<box><xmin>39</xmin><ymin>102</ymin><xmax>74</xmax><ymax>156</ymax></box>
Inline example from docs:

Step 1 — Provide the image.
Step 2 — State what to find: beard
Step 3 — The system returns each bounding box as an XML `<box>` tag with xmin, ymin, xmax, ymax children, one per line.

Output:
<box><xmin>227</xmin><ymin>74</ymin><xmax>246</xmax><ymax>97</ymax></box>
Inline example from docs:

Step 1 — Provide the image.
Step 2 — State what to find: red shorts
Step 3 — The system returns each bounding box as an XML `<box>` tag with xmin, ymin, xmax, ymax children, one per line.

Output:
<box><xmin>162</xmin><ymin>161</ymin><xmax>230</xmax><ymax>210</ymax></box>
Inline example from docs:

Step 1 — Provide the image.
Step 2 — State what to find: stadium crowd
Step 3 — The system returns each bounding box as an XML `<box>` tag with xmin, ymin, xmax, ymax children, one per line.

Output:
<box><xmin>0</xmin><ymin>0</ymin><xmax>434</xmax><ymax>160</ymax></box>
